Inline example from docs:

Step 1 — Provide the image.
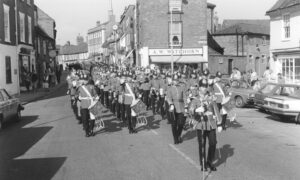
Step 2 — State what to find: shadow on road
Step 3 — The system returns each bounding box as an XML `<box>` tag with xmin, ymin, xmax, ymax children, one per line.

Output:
<box><xmin>215</xmin><ymin>144</ymin><xmax>234</xmax><ymax>168</ymax></box>
<box><xmin>266</xmin><ymin>115</ymin><xmax>297</xmax><ymax>124</ymax></box>
<box><xmin>227</xmin><ymin>120</ymin><xmax>243</xmax><ymax>129</ymax></box>
<box><xmin>182</xmin><ymin>130</ymin><xmax>197</xmax><ymax>141</ymax></box>
<box><xmin>0</xmin><ymin>115</ymin><xmax>66</xmax><ymax>180</ymax></box>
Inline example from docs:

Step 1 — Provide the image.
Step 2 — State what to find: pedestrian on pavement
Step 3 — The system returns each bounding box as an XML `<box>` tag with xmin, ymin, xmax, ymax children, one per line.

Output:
<box><xmin>31</xmin><ymin>70</ymin><xmax>38</xmax><ymax>93</ymax></box>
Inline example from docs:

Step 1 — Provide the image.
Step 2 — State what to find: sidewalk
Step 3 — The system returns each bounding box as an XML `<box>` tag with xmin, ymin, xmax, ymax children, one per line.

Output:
<box><xmin>18</xmin><ymin>72</ymin><xmax>68</xmax><ymax>105</ymax></box>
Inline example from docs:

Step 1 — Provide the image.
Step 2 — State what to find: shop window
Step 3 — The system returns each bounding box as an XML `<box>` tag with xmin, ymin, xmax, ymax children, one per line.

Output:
<box><xmin>169</xmin><ymin>0</ymin><xmax>182</xmax><ymax>12</ymax></box>
<box><xmin>169</xmin><ymin>21</ymin><xmax>182</xmax><ymax>47</ymax></box>
<box><xmin>295</xmin><ymin>58</ymin><xmax>300</xmax><ymax>83</ymax></box>
<box><xmin>283</xmin><ymin>14</ymin><xmax>290</xmax><ymax>39</ymax></box>
<box><xmin>3</xmin><ymin>4</ymin><xmax>10</xmax><ymax>42</ymax></box>
<box><xmin>5</xmin><ymin>56</ymin><xmax>12</xmax><ymax>84</ymax></box>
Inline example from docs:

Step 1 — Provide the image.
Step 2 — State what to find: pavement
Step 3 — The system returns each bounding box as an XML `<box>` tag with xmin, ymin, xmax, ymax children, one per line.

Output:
<box><xmin>1</xmin><ymin>83</ymin><xmax>300</xmax><ymax>180</ymax></box>
<box><xmin>17</xmin><ymin>72</ymin><xmax>68</xmax><ymax>105</ymax></box>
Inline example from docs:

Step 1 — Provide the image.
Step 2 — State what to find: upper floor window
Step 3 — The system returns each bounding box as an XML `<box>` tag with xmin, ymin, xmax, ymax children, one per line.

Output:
<box><xmin>169</xmin><ymin>21</ymin><xmax>182</xmax><ymax>47</ymax></box>
<box><xmin>19</xmin><ymin>12</ymin><xmax>25</xmax><ymax>42</ymax></box>
<box><xmin>28</xmin><ymin>16</ymin><xmax>32</xmax><ymax>44</ymax></box>
<box><xmin>3</xmin><ymin>4</ymin><xmax>10</xmax><ymax>42</ymax></box>
<box><xmin>283</xmin><ymin>14</ymin><xmax>290</xmax><ymax>39</ymax></box>
<box><xmin>27</xmin><ymin>0</ymin><xmax>31</xmax><ymax>5</ymax></box>
<box><xmin>169</xmin><ymin>0</ymin><xmax>182</xmax><ymax>12</ymax></box>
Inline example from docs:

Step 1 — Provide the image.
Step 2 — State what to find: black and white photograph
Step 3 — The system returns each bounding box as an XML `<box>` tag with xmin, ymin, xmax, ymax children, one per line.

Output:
<box><xmin>1</xmin><ymin>0</ymin><xmax>300</xmax><ymax>179</ymax></box>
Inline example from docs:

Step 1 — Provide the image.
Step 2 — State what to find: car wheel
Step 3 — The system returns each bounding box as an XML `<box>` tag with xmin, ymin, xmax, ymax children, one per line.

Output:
<box><xmin>235</xmin><ymin>96</ymin><xmax>245</xmax><ymax>108</ymax></box>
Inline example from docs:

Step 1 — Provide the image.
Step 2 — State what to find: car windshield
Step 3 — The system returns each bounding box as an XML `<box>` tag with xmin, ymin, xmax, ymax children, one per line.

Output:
<box><xmin>0</xmin><ymin>91</ymin><xmax>4</xmax><ymax>102</ymax></box>
<box><xmin>280</xmin><ymin>86</ymin><xmax>300</xmax><ymax>99</ymax></box>
<box><xmin>260</xmin><ymin>84</ymin><xmax>277</xmax><ymax>94</ymax></box>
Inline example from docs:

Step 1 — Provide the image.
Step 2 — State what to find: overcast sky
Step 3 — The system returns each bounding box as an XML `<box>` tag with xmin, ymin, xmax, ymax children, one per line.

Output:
<box><xmin>35</xmin><ymin>0</ymin><xmax>278</xmax><ymax>45</ymax></box>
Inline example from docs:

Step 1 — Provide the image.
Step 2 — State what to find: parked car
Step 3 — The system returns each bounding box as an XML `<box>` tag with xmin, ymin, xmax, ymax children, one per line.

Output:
<box><xmin>0</xmin><ymin>89</ymin><xmax>24</xmax><ymax>131</ymax></box>
<box><xmin>224</xmin><ymin>80</ymin><xmax>256</xmax><ymax>108</ymax></box>
<box><xmin>263</xmin><ymin>84</ymin><xmax>300</xmax><ymax>124</ymax></box>
<box><xmin>252</xmin><ymin>83</ymin><xmax>282</xmax><ymax>110</ymax></box>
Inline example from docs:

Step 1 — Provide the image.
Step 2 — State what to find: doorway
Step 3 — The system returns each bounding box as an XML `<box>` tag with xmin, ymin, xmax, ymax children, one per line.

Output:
<box><xmin>228</xmin><ymin>59</ymin><xmax>233</xmax><ymax>75</ymax></box>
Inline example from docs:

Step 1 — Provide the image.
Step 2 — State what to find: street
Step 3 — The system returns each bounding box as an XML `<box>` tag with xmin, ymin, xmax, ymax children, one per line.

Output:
<box><xmin>1</xmin><ymin>84</ymin><xmax>300</xmax><ymax>180</ymax></box>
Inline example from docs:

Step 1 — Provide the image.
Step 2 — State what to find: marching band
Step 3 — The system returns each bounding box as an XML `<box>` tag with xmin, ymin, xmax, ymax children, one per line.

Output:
<box><xmin>66</xmin><ymin>64</ymin><xmax>234</xmax><ymax>173</ymax></box>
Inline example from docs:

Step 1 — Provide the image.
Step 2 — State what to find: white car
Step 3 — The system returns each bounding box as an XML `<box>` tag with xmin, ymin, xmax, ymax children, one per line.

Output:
<box><xmin>263</xmin><ymin>84</ymin><xmax>300</xmax><ymax>124</ymax></box>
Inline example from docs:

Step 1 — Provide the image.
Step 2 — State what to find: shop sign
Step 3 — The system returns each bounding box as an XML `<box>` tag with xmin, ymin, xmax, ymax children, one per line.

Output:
<box><xmin>149</xmin><ymin>48</ymin><xmax>203</xmax><ymax>56</ymax></box>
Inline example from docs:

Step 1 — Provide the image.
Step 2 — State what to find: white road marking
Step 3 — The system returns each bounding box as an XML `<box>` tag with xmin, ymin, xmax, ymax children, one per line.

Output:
<box><xmin>169</xmin><ymin>144</ymin><xmax>202</xmax><ymax>171</ymax></box>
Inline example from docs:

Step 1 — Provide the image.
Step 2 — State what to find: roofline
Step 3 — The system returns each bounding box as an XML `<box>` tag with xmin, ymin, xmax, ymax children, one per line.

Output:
<box><xmin>266</xmin><ymin>3</ymin><xmax>300</xmax><ymax>15</ymax></box>
<box><xmin>212</xmin><ymin>32</ymin><xmax>270</xmax><ymax>36</ymax></box>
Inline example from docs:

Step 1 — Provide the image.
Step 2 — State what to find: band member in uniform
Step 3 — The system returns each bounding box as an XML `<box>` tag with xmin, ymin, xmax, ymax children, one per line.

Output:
<box><xmin>150</xmin><ymin>73</ymin><xmax>160</xmax><ymax>115</ymax></box>
<box><xmin>141</xmin><ymin>76</ymin><xmax>151</xmax><ymax>110</ymax></box>
<box><xmin>189</xmin><ymin>81</ymin><xmax>221</xmax><ymax>171</ymax></box>
<box><xmin>213</xmin><ymin>71</ymin><xmax>228</xmax><ymax>130</ymax></box>
<box><xmin>103</xmin><ymin>73</ymin><xmax>110</xmax><ymax>108</ymax></box>
<box><xmin>124</xmin><ymin>76</ymin><xmax>138</xmax><ymax>134</ymax></box>
<box><xmin>166</xmin><ymin>74</ymin><xmax>188</xmax><ymax>144</ymax></box>
<box><xmin>158</xmin><ymin>74</ymin><xmax>167</xmax><ymax>117</ymax></box>
<box><xmin>78</xmin><ymin>76</ymin><xmax>97</xmax><ymax>137</ymax></box>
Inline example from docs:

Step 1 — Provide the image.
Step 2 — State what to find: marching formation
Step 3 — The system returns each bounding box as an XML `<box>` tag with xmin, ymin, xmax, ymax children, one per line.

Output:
<box><xmin>66</xmin><ymin>64</ymin><xmax>235</xmax><ymax>173</ymax></box>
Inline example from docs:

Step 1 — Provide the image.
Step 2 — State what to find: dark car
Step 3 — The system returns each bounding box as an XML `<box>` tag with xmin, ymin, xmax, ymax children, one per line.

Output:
<box><xmin>252</xmin><ymin>83</ymin><xmax>282</xmax><ymax>110</ymax></box>
<box><xmin>0</xmin><ymin>89</ymin><xmax>24</xmax><ymax>131</ymax></box>
<box><xmin>219</xmin><ymin>79</ymin><xmax>256</xmax><ymax>108</ymax></box>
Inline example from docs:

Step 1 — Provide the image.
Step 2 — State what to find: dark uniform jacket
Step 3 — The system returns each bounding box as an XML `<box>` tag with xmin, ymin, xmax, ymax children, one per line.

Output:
<box><xmin>166</xmin><ymin>85</ymin><xmax>188</xmax><ymax>113</ymax></box>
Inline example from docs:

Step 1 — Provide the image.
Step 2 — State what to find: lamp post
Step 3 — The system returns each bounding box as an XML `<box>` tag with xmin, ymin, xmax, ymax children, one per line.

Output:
<box><xmin>113</xmin><ymin>25</ymin><xmax>118</xmax><ymax>65</ymax></box>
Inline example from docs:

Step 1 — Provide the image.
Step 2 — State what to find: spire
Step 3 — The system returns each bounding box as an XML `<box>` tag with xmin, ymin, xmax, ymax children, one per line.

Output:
<box><xmin>110</xmin><ymin>0</ymin><xmax>113</xmax><ymax>14</ymax></box>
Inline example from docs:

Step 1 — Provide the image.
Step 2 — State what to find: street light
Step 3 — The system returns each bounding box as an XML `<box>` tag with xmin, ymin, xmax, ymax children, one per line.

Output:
<box><xmin>113</xmin><ymin>25</ymin><xmax>118</xmax><ymax>65</ymax></box>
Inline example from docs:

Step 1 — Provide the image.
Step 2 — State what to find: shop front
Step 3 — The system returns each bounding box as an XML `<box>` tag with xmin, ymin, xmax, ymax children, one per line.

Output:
<box><xmin>272</xmin><ymin>51</ymin><xmax>300</xmax><ymax>84</ymax></box>
<box><xmin>18</xmin><ymin>46</ymin><xmax>35</xmax><ymax>91</ymax></box>
<box><xmin>148</xmin><ymin>47</ymin><xmax>208</xmax><ymax>70</ymax></box>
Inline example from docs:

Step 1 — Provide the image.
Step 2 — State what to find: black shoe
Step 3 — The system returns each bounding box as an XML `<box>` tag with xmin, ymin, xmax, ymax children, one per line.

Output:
<box><xmin>178</xmin><ymin>137</ymin><xmax>183</xmax><ymax>144</ymax></box>
<box><xmin>85</xmin><ymin>134</ymin><xmax>90</xmax><ymax>137</ymax></box>
<box><xmin>201</xmin><ymin>166</ymin><xmax>208</xmax><ymax>172</ymax></box>
<box><xmin>222</xmin><ymin>126</ymin><xmax>227</xmax><ymax>131</ymax></box>
<box><xmin>207</xmin><ymin>162</ymin><xmax>217</xmax><ymax>171</ymax></box>
<box><xmin>132</xmin><ymin>129</ymin><xmax>138</xmax><ymax>134</ymax></box>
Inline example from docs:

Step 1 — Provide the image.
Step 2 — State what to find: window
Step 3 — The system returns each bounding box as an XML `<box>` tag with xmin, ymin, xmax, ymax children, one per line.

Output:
<box><xmin>279</xmin><ymin>58</ymin><xmax>300</xmax><ymax>84</ymax></box>
<box><xmin>169</xmin><ymin>0</ymin><xmax>182</xmax><ymax>12</ymax></box>
<box><xmin>3</xmin><ymin>4</ymin><xmax>10</xmax><ymax>42</ymax></box>
<box><xmin>37</xmin><ymin>37</ymin><xmax>41</xmax><ymax>54</ymax></box>
<box><xmin>28</xmin><ymin>16</ymin><xmax>32</xmax><ymax>44</ymax></box>
<box><xmin>5</xmin><ymin>56</ymin><xmax>12</xmax><ymax>84</ymax></box>
<box><xmin>43</xmin><ymin>40</ymin><xmax>47</xmax><ymax>54</ymax></box>
<box><xmin>260</xmin><ymin>84</ymin><xmax>277</xmax><ymax>94</ymax></box>
<box><xmin>27</xmin><ymin>0</ymin><xmax>31</xmax><ymax>5</ymax></box>
<box><xmin>283</xmin><ymin>14</ymin><xmax>290</xmax><ymax>39</ymax></box>
<box><xmin>169</xmin><ymin>21</ymin><xmax>182</xmax><ymax>47</ymax></box>
<box><xmin>19</xmin><ymin>12</ymin><xmax>25</xmax><ymax>42</ymax></box>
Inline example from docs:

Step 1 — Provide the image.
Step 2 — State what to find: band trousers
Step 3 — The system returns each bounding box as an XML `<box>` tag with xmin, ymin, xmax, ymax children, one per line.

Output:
<box><xmin>171</xmin><ymin>112</ymin><xmax>186</xmax><ymax>143</ymax></box>
<box><xmin>197</xmin><ymin>129</ymin><xmax>217</xmax><ymax>166</ymax></box>
<box><xmin>125</xmin><ymin>104</ymin><xmax>136</xmax><ymax>131</ymax></box>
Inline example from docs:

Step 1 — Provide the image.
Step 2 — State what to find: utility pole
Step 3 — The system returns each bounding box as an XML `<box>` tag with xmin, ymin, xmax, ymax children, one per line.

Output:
<box><xmin>171</xmin><ymin>8</ymin><xmax>174</xmax><ymax>75</ymax></box>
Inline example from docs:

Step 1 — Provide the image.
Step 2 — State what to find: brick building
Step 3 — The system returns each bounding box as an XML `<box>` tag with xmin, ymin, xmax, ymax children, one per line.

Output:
<box><xmin>34</xmin><ymin>6</ymin><xmax>57</xmax><ymax>87</ymax></box>
<box><xmin>136</xmin><ymin>0</ymin><xmax>208</xmax><ymax>68</ymax></box>
<box><xmin>211</xmin><ymin>20</ymin><xmax>270</xmax><ymax>76</ymax></box>
<box><xmin>118</xmin><ymin>5</ymin><xmax>136</xmax><ymax>66</ymax></box>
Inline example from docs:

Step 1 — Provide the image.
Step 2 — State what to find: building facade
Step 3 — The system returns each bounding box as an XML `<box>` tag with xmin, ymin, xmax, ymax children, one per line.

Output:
<box><xmin>267</xmin><ymin>0</ymin><xmax>300</xmax><ymax>84</ymax></box>
<box><xmin>34</xmin><ymin>6</ymin><xmax>56</xmax><ymax>87</ymax></box>
<box><xmin>0</xmin><ymin>0</ymin><xmax>18</xmax><ymax>95</ymax></box>
<box><xmin>136</xmin><ymin>0</ymin><xmax>208</xmax><ymax>68</ymax></box>
<box><xmin>57</xmin><ymin>39</ymin><xmax>89</xmax><ymax>70</ymax></box>
<box><xmin>88</xmin><ymin>9</ymin><xmax>116</xmax><ymax>63</ymax></box>
<box><xmin>17</xmin><ymin>0</ymin><xmax>35</xmax><ymax>92</ymax></box>
<box><xmin>117</xmin><ymin>5</ymin><xmax>136</xmax><ymax>66</ymax></box>
<box><xmin>212</xmin><ymin>20</ymin><xmax>270</xmax><ymax>76</ymax></box>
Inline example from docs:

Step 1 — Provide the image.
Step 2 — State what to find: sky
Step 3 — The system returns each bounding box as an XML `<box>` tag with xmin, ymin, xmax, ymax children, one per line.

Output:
<box><xmin>35</xmin><ymin>0</ymin><xmax>278</xmax><ymax>45</ymax></box>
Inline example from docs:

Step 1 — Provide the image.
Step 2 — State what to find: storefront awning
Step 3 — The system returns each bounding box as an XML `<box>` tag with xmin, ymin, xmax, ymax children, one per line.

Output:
<box><xmin>150</xmin><ymin>55</ymin><xmax>206</xmax><ymax>64</ymax></box>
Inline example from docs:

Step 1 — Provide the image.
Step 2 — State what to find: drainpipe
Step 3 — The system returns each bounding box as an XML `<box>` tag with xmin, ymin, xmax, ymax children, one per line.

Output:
<box><xmin>236</xmin><ymin>28</ymin><xmax>239</xmax><ymax>56</ymax></box>
<box><xmin>15</xmin><ymin>0</ymin><xmax>20</xmax><ymax>94</ymax></box>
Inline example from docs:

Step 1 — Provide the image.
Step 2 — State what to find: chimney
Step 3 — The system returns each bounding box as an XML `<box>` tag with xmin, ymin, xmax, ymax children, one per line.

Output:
<box><xmin>96</xmin><ymin>21</ymin><xmax>101</xmax><ymax>27</ymax></box>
